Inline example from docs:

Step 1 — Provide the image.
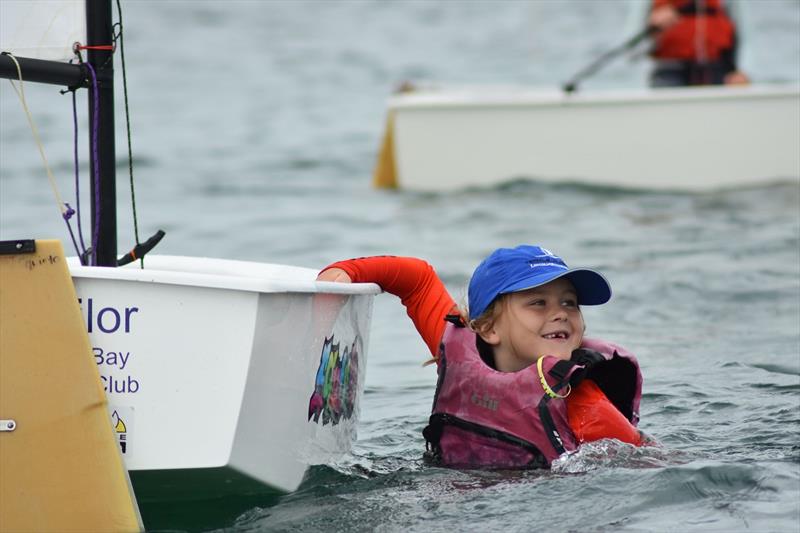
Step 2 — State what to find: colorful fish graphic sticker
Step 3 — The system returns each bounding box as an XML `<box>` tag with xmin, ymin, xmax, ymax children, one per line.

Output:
<box><xmin>308</xmin><ymin>335</ymin><xmax>360</xmax><ymax>425</ymax></box>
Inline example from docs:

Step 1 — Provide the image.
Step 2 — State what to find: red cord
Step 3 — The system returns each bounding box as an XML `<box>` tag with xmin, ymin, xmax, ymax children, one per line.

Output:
<box><xmin>74</xmin><ymin>43</ymin><xmax>115</xmax><ymax>52</ymax></box>
<box><xmin>75</xmin><ymin>44</ymin><xmax>114</xmax><ymax>52</ymax></box>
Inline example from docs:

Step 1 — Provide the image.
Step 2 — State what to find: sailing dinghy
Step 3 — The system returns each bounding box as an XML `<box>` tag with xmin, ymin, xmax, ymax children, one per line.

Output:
<box><xmin>374</xmin><ymin>83</ymin><xmax>800</xmax><ymax>192</ymax></box>
<box><xmin>0</xmin><ymin>0</ymin><xmax>379</xmax><ymax>518</ymax></box>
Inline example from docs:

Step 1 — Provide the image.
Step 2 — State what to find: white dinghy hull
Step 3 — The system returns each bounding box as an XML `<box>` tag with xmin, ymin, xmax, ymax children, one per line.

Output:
<box><xmin>68</xmin><ymin>255</ymin><xmax>379</xmax><ymax>496</ymax></box>
<box><xmin>376</xmin><ymin>84</ymin><xmax>800</xmax><ymax>192</ymax></box>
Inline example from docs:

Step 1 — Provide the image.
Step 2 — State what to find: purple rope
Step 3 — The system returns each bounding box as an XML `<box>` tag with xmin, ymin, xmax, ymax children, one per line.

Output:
<box><xmin>62</xmin><ymin>203</ymin><xmax>83</xmax><ymax>263</ymax></box>
<box><xmin>71</xmin><ymin>89</ymin><xmax>87</xmax><ymax>256</ymax></box>
<box><xmin>86</xmin><ymin>62</ymin><xmax>101</xmax><ymax>266</ymax></box>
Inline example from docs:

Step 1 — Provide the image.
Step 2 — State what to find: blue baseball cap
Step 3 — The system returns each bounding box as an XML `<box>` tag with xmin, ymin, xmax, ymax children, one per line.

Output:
<box><xmin>467</xmin><ymin>245</ymin><xmax>611</xmax><ymax>320</ymax></box>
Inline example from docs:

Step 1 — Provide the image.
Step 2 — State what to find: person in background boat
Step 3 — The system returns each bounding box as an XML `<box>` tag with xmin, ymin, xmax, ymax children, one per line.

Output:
<box><xmin>317</xmin><ymin>245</ymin><xmax>649</xmax><ymax>468</ymax></box>
<box><xmin>646</xmin><ymin>0</ymin><xmax>750</xmax><ymax>87</ymax></box>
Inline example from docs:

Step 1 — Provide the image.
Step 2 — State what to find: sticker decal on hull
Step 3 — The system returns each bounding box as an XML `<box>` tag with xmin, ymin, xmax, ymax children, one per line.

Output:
<box><xmin>308</xmin><ymin>335</ymin><xmax>361</xmax><ymax>425</ymax></box>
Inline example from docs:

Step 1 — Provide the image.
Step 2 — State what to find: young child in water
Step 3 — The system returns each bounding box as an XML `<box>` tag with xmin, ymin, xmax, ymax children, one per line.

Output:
<box><xmin>317</xmin><ymin>245</ymin><xmax>645</xmax><ymax>468</ymax></box>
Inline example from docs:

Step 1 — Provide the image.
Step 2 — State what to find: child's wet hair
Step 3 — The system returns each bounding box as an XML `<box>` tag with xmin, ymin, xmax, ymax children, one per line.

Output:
<box><xmin>466</xmin><ymin>295</ymin><xmax>508</xmax><ymax>370</ymax></box>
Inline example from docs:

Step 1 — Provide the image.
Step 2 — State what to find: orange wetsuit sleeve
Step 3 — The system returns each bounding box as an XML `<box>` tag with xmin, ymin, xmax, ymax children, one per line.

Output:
<box><xmin>566</xmin><ymin>379</ymin><xmax>643</xmax><ymax>446</ymax></box>
<box><xmin>321</xmin><ymin>256</ymin><xmax>457</xmax><ymax>356</ymax></box>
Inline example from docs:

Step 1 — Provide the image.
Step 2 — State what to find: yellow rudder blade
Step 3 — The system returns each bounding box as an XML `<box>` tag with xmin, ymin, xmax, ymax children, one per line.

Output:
<box><xmin>372</xmin><ymin>110</ymin><xmax>399</xmax><ymax>189</ymax></box>
<box><xmin>0</xmin><ymin>240</ymin><xmax>142</xmax><ymax>532</ymax></box>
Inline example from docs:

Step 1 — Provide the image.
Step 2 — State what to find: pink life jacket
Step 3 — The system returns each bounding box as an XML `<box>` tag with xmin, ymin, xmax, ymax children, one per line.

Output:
<box><xmin>422</xmin><ymin>319</ymin><xmax>643</xmax><ymax>468</ymax></box>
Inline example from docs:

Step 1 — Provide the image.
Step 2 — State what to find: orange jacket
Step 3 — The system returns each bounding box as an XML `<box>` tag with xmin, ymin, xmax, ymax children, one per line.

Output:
<box><xmin>652</xmin><ymin>0</ymin><xmax>735</xmax><ymax>62</ymax></box>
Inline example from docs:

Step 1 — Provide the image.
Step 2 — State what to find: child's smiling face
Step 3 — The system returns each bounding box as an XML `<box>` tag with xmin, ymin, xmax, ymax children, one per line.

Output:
<box><xmin>481</xmin><ymin>277</ymin><xmax>585</xmax><ymax>372</ymax></box>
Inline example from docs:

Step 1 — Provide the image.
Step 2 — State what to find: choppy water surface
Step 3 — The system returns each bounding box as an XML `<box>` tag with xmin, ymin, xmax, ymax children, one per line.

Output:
<box><xmin>1</xmin><ymin>1</ymin><xmax>799</xmax><ymax>532</ymax></box>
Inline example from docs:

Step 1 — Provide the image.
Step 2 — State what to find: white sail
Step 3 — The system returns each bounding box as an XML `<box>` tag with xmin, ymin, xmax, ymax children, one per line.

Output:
<box><xmin>0</xmin><ymin>0</ymin><xmax>86</xmax><ymax>61</ymax></box>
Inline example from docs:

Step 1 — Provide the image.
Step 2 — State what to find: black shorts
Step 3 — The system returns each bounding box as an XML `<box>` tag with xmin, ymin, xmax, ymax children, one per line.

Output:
<box><xmin>650</xmin><ymin>60</ymin><xmax>732</xmax><ymax>87</ymax></box>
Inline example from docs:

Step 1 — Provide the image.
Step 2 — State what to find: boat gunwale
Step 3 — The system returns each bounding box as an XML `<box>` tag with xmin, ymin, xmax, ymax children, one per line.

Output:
<box><xmin>387</xmin><ymin>83</ymin><xmax>800</xmax><ymax>111</ymax></box>
<box><xmin>67</xmin><ymin>255</ymin><xmax>381</xmax><ymax>296</ymax></box>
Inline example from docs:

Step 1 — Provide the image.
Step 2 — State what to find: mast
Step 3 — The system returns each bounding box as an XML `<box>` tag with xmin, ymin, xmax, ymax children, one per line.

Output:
<box><xmin>86</xmin><ymin>0</ymin><xmax>117</xmax><ymax>266</ymax></box>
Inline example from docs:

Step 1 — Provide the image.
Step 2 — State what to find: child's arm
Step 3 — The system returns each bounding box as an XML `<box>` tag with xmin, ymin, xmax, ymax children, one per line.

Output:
<box><xmin>319</xmin><ymin>256</ymin><xmax>457</xmax><ymax>356</ymax></box>
<box><xmin>566</xmin><ymin>379</ymin><xmax>644</xmax><ymax>446</ymax></box>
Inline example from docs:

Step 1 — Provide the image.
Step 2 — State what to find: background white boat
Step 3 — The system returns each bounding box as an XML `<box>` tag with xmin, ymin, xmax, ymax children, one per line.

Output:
<box><xmin>374</xmin><ymin>83</ymin><xmax>800</xmax><ymax>192</ymax></box>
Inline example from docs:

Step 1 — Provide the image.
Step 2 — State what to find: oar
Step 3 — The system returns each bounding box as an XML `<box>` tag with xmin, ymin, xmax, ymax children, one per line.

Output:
<box><xmin>562</xmin><ymin>26</ymin><xmax>656</xmax><ymax>93</ymax></box>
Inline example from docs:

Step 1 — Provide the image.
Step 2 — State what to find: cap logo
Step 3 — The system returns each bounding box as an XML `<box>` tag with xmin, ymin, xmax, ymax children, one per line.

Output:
<box><xmin>528</xmin><ymin>251</ymin><xmax>567</xmax><ymax>271</ymax></box>
<box><xmin>528</xmin><ymin>260</ymin><xmax>567</xmax><ymax>270</ymax></box>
